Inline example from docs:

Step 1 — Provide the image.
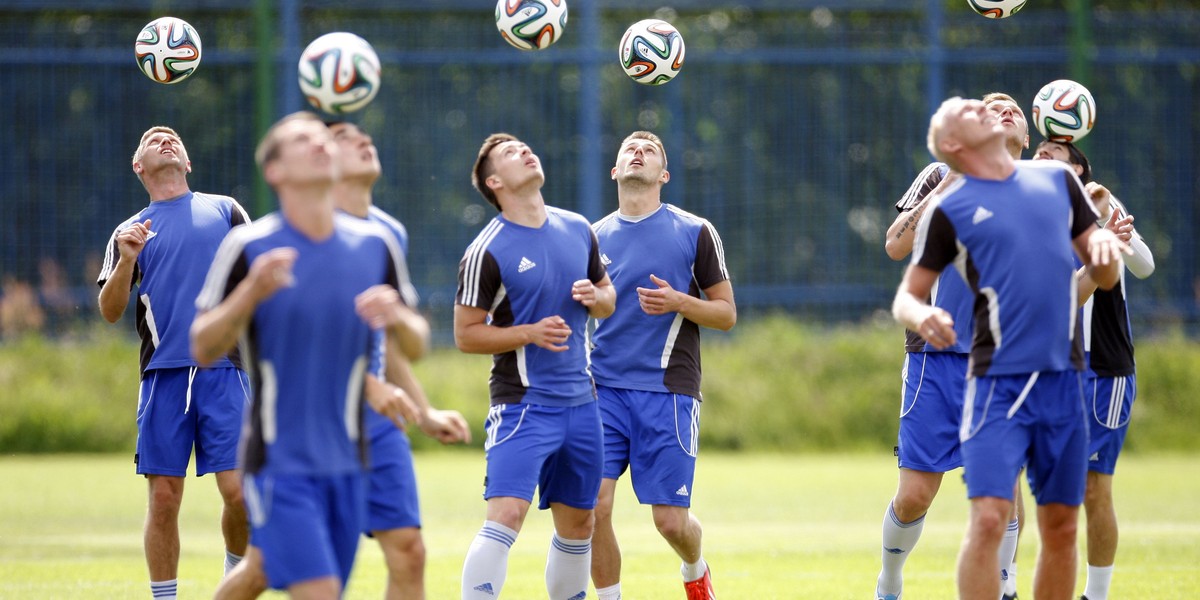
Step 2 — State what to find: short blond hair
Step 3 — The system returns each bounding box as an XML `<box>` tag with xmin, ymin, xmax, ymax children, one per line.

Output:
<box><xmin>926</xmin><ymin>97</ymin><xmax>960</xmax><ymax>164</ymax></box>
<box><xmin>132</xmin><ymin>126</ymin><xmax>183</xmax><ymax>183</ymax></box>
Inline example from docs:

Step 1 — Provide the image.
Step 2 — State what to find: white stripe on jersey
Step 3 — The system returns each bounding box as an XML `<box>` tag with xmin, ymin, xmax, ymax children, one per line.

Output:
<box><xmin>460</xmin><ymin>219</ymin><xmax>504</xmax><ymax>307</ymax></box>
<box><xmin>260</xmin><ymin>360</ymin><xmax>278</xmax><ymax>444</ymax></box>
<box><xmin>140</xmin><ymin>293</ymin><xmax>161</xmax><ymax>348</ymax></box>
<box><xmin>195</xmin><ymin>214</ymin><xmax>284</xmax><ymax>311</ymax></box>
<box><xmin>344</xmin><ymin>356</ymin><xmax>366</xmax><ymax>442</ymax></box>
<box><xmin>516</xmin><ymin>346</ymin><xmax>529</xmax><ymax>387</ymax></box>
<box><xmin>665</xmin><ymin>204</ymin><xmax>731</xmax><ymax>281</ymax></box>
<box><xmin>98</xmin><ymin>217</ymin><xmax>142</xmax><ymax>283</ymax></box>
<box><xmin>661</xmin><ymin>313</ymin><xmax>684</xmax><ymax>369</ymax></box>
<box><xmin>897</xmin><ymin>162</ymin><xmax>947</xmax><ymax>212</ymax></box>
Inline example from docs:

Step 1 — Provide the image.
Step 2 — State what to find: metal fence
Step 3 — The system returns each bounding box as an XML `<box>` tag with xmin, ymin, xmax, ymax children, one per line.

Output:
<box><xmin>2</xmin><ymin>0</ymin><xmax>1198</xmax><ymax>341</ymax></box>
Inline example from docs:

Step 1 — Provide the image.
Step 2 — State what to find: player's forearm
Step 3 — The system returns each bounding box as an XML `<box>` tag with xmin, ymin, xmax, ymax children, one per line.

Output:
<box><xmin>587</xmin><ymin>283</ymin><xmax>617</xmax><ymax>319</ymax></box>
<box><xmin>891</xmin><ymin>291</ymin><xmax>928</xmax><ymax>333</ymax></box>
<box><xmin>97</xmin><ymin>259</ymin><xmax>136</xmax><ymax>323</ymax></box>
<box><xmin>387</xmin><ymin>310</ymin><xmax>431</xmax><ymax>361</ymax></box>
<box><xmin>884</xmin><ymin>203</ymin><xmax>926</xmax><ymax>261</ymax></box>
<box><xmin>190</xmin><ymin>283</ymin><xmax>260</xmax><ymax>366</ymax></box>
<box><xmin>1076</xmin><ymin>266</ymin><xmax>1099</xmax><ymax>307</ymax></box>
<box><xmin>678</xmin><ymin>295</ymin><xmax>737</xmax><ymax>331</ymax></box>
<box><xmin>1086</xmin><ymin>258</ymin><xmax>1123</xmax><ymax>291</ymax></box>
<box><xmin>386</xmin><ymin>353</ymin><xmax>434</xmax><ymax>413</ymax></box>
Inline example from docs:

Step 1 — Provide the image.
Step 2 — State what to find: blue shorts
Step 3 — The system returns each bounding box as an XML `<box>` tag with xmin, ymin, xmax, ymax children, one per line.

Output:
<box><xmin>960</xmin><ymin>370</ymin><xmax>1088</xmax><ymax>506</ymax></box>
<box><xmin>366</xmin><ymin>427</ymin><xmax>420</xmax><ymax>533</ymax></box>
<box><xmin>896</xmin><ymin>352</ymin><xmax>967</xmax><ymax>473</ymax></box>
<box><xmin>597</xmin><ymin>385</ymin><xmax>699</xmax><ymax>507</ymax></box>
<box><xmin>136</xmin><ymin>367</ymin><xmax>249</xmax><ymax>477</ymax></box>
<box><xmin>1085</xmin><ymin>373</ymin><xmax>1136</xmax><ymax>475</ymax></box>
<box><xmin>483</xmin><ymin>402</ymin><xmax>603</xmax><ymax>511</ymax></box>
<box><xmin>244</xmin><ymin>472</ymin><xmax>366</xmax><ymax>590</ymax></box>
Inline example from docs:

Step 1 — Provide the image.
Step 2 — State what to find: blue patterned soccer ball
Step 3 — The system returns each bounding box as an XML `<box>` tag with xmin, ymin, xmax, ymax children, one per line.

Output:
<box><xmin>298</xmin><ymin>32</ymin><xmax>382</xmax><ymax>115</ymax></box>
<box><xmin>495</xmin><ymin>0</ymin><xmax>568</xmax><ymax>51</ymax></box>
<box><xmin>135</xmin><ymin>17</ymin><xmax>202</xmax><ymax>84</ymax></box>
<box><xmin>1032</xmin><ymin>79</ymin><xmax>1097</xmax><ymax>142</ymax></box>
<box><xmin>619</xmin><ymin>19</ymin><xmax>685</xmax><ymax>86</ymax></box>
<box><xmin>968</xmin><ymin>0</ymin><xmax>1028</xmax><ymax>18</ymax></box>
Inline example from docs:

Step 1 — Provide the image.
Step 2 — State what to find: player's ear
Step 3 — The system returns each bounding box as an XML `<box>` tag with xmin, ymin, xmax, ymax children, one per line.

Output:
<box><xmin>262</xmin><ymin>161</ymin><xmax>280</xmax><ymax>186</ymax></box>
<box><xmin>660</xmin><ymin>169</ymin><xmax>670</xmax><ymax>184</ymax></box>
<box><xmin>132</xmin><ymin>161</ymin><xmax>143</xmax><ymax>175</ymax></box>
<box><xmin>485</xmin><ymin>174</ymin><xmax>502</xmax><ymax>191</ymax></box>
<box><xmin>1022</xmin><ymin>134</ymin><xmax>1030</xmax><ymax>149</ymax></box>
<box><xmin>610</xmin><ymin>166</ymin><xmax>618</xmax><ymax>181</ymax></box>
<box><xmin>185</xmin><ymin>159</ymin><xmax>193</xmax><ymax>174</ymax></box>
<box><xmin>939</xmin><ymin>136</ymin><xmax>962</xmax><ymax>156</ymax></box>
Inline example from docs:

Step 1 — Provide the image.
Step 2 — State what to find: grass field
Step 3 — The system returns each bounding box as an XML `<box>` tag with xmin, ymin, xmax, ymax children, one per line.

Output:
<box><xmin>1</xmin><ymin>452</ymin><xmax>1197</xmax><ymax>599</ymax></box>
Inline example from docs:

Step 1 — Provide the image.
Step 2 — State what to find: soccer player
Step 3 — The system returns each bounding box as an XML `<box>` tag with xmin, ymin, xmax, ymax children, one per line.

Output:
<box><xmin>97</xmin><ymin>125</ymin><xmax>251</xmax><ymax>600</ymax></box>
<box><xmin>455</xmin><ymin>133</ymin><xmax>616</xmax><ymax>600</ymax></box>
<box><xmin>191</xmin><ymin>111</ymin><xmax>419</xmax><ymax>599</ymax></box>
<box><xmin>876</xmin><ymin>93</ymin><xmax>1029</xmax><ymax>600</ymax></box>
<box><xmin>588</xmin><ymin>131</ymin><xmax>735</xmax><ymax>600</ymax></box>
<box><xmin>893</xmin><ymin>96</ymin><xmax>1127</xmax><ymax>600</ymax></box>
<box><xmin>1032</xmin><ymin>140</ymin><xmax>1156</xmax><ymax>600</ymax></box>
<box><xmin>210</xmin><ymin>120</ymin><xmax>472</xmax><ymax>600</ymax></box>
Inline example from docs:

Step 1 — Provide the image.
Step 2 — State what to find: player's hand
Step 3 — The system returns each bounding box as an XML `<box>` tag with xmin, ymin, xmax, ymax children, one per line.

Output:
<box><xmin>528</xmin><ymin>315</ymin><xmax>571</xmax><ymax>352</ymax></box>
<box><xmin>1087</xmin><ymin>227</ymin><xmax>1131</xmax><ymax>267</ymax></box>
<box><xmin>636</xmin><ymin>274</ymin><xmax>683</xmax><ymax>315</ymax></box>
<box><xmin>116</xmin><ymin>219</ymin><xmax>153</xmax><ymax>261</ymax></box>
<box><xmin>1103</xmin><ymin>210</ymin><xmax>1135</xmax><ymax>244</ymax></box>
<box><xmin>571</xmin><ymin>279</ymin><xmax>599</xmax><ymax>307</ymax></box>
<box><xmin>247</xmin><ymin>247</ymin><xmax>298</xmax><ymax>301</ymax></box>
<box><xmin>1085</xmin><ymin>181</ymin><xmax>1113</xmax><ymax>222</ymax></box>
<box><xmin>419</xmin><ymin>408</ymin><xmax>472</xmax><ymax>444</ymax></box>
<box><xmin>364</xmin><ymin>375</ymin><xmax>420</xmax><ymax>431</ymax></box>
<box><xmin>355</xmin><ymin>284</ymin><xmax>412</xmax><ymax>330</ymax></box>
<box><xmin>915</xmin><ymin>307</ymin><xmax>957</xmax><ymax>350</ymax></box>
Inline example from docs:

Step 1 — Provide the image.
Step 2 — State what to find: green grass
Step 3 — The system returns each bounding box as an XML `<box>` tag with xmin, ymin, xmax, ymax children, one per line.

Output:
<box><xmin>1</xmin><ymin>452</ymin><xmax>1197</xmax><ymax>598</ymax></box>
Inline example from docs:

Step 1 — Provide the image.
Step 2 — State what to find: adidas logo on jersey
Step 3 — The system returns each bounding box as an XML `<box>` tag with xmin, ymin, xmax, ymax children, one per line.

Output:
<box><xmin>972</xmin><ymin>206</ymin><xmax>994</xmax><ymax>225</ymax></box>
<box><xmin>473</xmin><ymin>582</ymin><xmax>496</xmax><ymax>595</ymax></box>
<box><xmin>1089</xmin><ymin>452</ymin><xmax>1100</xmax><ymax>461</ymax></box>
<box><xmin>675</xmin><ymin>484</ymin><xmax>689</xmax><ymax>497</ymax></box>
<box><xmin>518</xmin><ymin>257</ymin><xmax>537</xmax><ymax>273</ymax></box>
<box><xmin>601</xmin><ymin>253</ymin><xmax>612</xmax><ymax>266</ymax></box>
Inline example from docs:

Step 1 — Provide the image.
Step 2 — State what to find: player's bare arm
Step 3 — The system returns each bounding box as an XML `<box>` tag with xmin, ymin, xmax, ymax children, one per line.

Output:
<box><xmin>454</xmin><ymin>304</ymin><xmax>572</xmax><ymax>354</ymax></box>
<box><xmin>1073</xmin><ymin>224</ymin><xmax>1129</xmax><ymax>291</ymax></box>
<box><xmin>638</xmin><ymin>275</ymin><xmax>737</xmax><ymax>331</ymax></box>
<box><xmin>191</xmin><ymin>247</ymin><xmax>297</xmax><ymax>365</ymax></box>
<box><xmin>98</xmin><ymin>219</ymin><xmax>153</xmax><ymax>322</ymax></box>
<box><xmin>384</xmin><ymin>338</ymin><xmax>471</xmax><ymax>444</ymax></box>
<box><xmin>892</xmin><ymin>264</ymin><xmax>957</xmax><ymax>350</ymax></box>
<box><xmin>572</xmin><ymin>274</ymin><xmax>616</xmax><ymax>319</ymax></box>
<box><xmin>355</xmin><ymin>284</ymin><xmax>430</xmax><ymax>360</ymax></box>
<box><xmin>884</xmin><ymin>172</ymin><xmax>959</xmax><ymax>261</ymax></box>
<box><xmin>364</xmin><ymin>373</ymin><xmax>420</xmax><ymax>432</ymax></box>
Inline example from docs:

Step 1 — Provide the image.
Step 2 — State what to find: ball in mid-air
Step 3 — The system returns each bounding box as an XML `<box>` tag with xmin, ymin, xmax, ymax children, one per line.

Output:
<box><xmin>135</xmin><ymin>16</ymin><xmax>202</xmax><ymax>84</ymax></box>
<box><xmin>495</xmin><ymin>0</ymin><xmax>568</xmax><ymax>51</ymax></box>
<box><xmin>967</xmin><ymin>0</ymin><xmax>1028</xmax><ymax>18</ymax></box>
<box><xmin>298</xmin><ymin>32</ymin><xmax>382</xmax><ymax>115</ymax></box>
<box><xmin>619</xmin><ymin>19</ymin><xmax>685</xmax><ymax>86</ymax></box>
<box><xmin>1032</xmin><ymin>79</ymin><xmax>1097</xmax><ymax>142</ymax></box>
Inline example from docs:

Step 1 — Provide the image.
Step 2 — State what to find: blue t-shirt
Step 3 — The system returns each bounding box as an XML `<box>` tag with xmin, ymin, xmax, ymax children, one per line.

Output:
<box><xmin>913</xmin><ymin>160</ymin><xmax>1096</xmax><ymax>377</ymax></box>
<box><xmin>196</xmin><ymin>213</ymin><xmax>406</xmax><ymax>476</ymax></box>
<box><xmin>590</xmin><ymin>204</ymin><xmax>729</xmax><ymax>398</ymax></box>
<box><xmin>455</xmin><ymin>206</ymin><xmax>608</xmax><ymax>407</ymax></box>
<box><xmin>98</xmin><ymin>191</ymin><xmax>250</xmax><ymax>373</ymax></box>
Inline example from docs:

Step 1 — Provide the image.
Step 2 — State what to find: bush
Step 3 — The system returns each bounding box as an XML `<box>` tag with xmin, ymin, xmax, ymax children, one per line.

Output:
<box><xmin>3</xmin><ymin>319</ymin><xmax>1199</xmax><ymax>453</ymax></box>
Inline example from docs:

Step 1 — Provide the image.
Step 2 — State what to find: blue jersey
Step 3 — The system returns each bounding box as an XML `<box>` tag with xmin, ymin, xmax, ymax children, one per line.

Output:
<box><xmin>896</xmin><ymin>162</ymin><xmax>973</xmax><ymax>354</ymax></box>
<box><xmin>590</xmin><ymin>204</ymin><xmax>729</xmax><ymax>398</ymax></box>
<box><xmin>98</xmin><ymin>191</ymin><xmax>250</xmax><ymax>373</ymax></box>
<box><xmin>196</xmin><ymin>213</ymin><xmax>406</xmax><ymax>476</ymax></box>
<box><xmin>913</xmin><ymin>160</ymin><xmax>1097</xmax><ymax>377</ymax></box>
<box><xmin>455</xmin><ymin>206</ymin><xmax>608</xmax><ymax>407</ymax></box>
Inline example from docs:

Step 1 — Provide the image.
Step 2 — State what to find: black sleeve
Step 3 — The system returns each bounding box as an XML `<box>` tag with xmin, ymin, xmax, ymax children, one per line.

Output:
<box><xmin>896</xmin><ymin>162</ymin><xmax>945</xmax><ymax>213</ymax></box>
<box><xmin>693</xmin><ymin>221</ymin><xmax>730</xmax><ymax>290</ymax></box>
<box><xmin>587</xmin><ymin>228</ymin><xmax>608</xmax><ymax>284</ymax></box>
<box><xmin>913</xmin><ymin>208</ymin><xmax>958</xmax><ymax>274</ymax></box>
<box><xmin>1064</xmin><ymin>169</ymin><xmax>1099</xmax><ymax>239</ymax></box>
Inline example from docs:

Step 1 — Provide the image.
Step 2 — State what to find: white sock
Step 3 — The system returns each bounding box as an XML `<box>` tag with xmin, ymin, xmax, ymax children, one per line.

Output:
<box><xmin>224</xmin><ymin>550</ymin><xmax>243</xmax><ymax>576</ymax></box>
<box><xmin>596</xmin><ymin>582</ymin><xmax>622</xmax><ymax>600</ymax></box>
<box><xmin>681</xmin><ymin>557</ymin><xmax>708</xmax><ymax>582</ymax></box>
<box><xmin>998</xmin><ymin>517</ymin><xmax>1019</xmax><ymax>594</ymax></box>
<box><xmin>877</xmin><ymin>502</ymin><xmax>925</xmax><ymax>596</ymax></box>
<box><xmin>546</xmin><ymin>533</ymin><xmax>591</xmax><ymax>600</ymax></box>
<box><xmin>1083</xmin><ymin>564</ymin><xmax>1114</xmax><ymax>600</ymax></box>
<box><xmin>150</xmin><ymin>579</ymin><xmax>177</xmax><ymax>600</ymax></box>
<box><xmin>462</xmin><ymin>521</ymin><xmax>517</xmax><ymax>599</ymax></box>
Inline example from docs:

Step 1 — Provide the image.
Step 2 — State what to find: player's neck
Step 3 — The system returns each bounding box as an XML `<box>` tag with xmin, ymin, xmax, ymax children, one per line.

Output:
<box><xmin>333</xmin><ymin>184</ymin><xmax>373</xmax><ymax>218</ymax></box>
<box><xmin>617</xmin><ymin>188</ymin><xmax>662</xmax><ymax>217</ymax></box>
<box><xmin>965</xmin><ymin>148</ymin><xmax>1016</xmax><ymax>181</ymax></box>
<box><xmin>145</xmin><ymin>175</ymin><xmax>190</xmax><ymax>202</ymax></box>
<box><xmin>499</xmin><ymin>190</ymin><xmax>547</xmax><ymax>227</ymax></box>
<box><xmin>279</xmin><ymin>186</ymin><xmax>336</xmax><ymax>241</ymax></box>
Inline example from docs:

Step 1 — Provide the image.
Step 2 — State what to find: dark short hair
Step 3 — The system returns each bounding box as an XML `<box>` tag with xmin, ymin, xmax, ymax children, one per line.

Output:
<box><xmin>1038</xmin><ymin>139</ymin><xmax>1092</xmax><ymax>184</ymax></box>
<box><xmin>471</xmin><ymin>133</ymin><xmax>518</xmax><ymax>211</ymax></box>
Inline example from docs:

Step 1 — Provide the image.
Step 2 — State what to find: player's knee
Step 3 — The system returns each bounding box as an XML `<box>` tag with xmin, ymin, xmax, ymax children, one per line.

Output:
<box><xmin>147</xmin><ymin>480</ymin><xmax>184</xmax><ymax>513</ymax></box>
<box><xmin>893</xmin><ymin>488</ymin><xmax>935</xmax><ymax>520</ymax></box>
<box><xmin>652</xmin><ymin>508</ymin><xmax>692</xmax><ymax>542</ymax></box>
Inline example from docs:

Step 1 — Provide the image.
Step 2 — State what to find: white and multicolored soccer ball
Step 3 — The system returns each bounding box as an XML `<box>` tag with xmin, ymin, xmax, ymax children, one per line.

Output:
<box><xmin>135</xmin><ymin>17</ymin><xmax>202</xmax><ymax>84</ymax></box>
<box><xmin>495</xmin><ymin>0</ymin><xmax>568</xmax><ymax>51</ymax></box>
<box><xmin>1032</xmin><ymin>79</ymin><xmax>1097</xmax><ymax>142</ymax></box>
<box><xmin>967</xmin><ymin>0</ymin><xmax>1028</xmax><ymax>18</ymax></box>
<box><xmin>298</xmin><ymin>32</ymin><xmax>382</xmax><ymax>115</ymax></box>
<box><xmin>619</xmin><ymin>19</ymin><xmax>685</xmax><ymax>86</ymax></box>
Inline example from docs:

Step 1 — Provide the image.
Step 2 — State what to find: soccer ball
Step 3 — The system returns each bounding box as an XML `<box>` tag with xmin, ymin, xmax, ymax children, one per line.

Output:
<box><xmin>1032</xmin><ymin>79</ymin><xmax>1097</xmax><ymax>142</ymax></box>
<box><xmin>135</xmin><ymin>17</ymin><xmax>202</xmax><ymax>84</ymax></box>
<box><xmin>619</xmin><ymin>19</ymin><xmax>685</xmax><ymax>86</ymax></box>
<box><xmin>495</xmin><ymin>0</ymin><xmax>568</xmax><ymax>51</ymax></box>
<box><xmin>967</xmin><ymin>0</ymin><xmax>1028</xmax><ymax>18</ymax></box>
<box><xmin>298</xmin><ymin>32</ymin><xmax>382</xmax><ymax>115</ymax></box>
